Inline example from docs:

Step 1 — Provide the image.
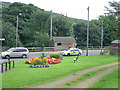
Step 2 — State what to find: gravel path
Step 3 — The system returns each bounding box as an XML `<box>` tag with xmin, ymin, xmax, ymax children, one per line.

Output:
<box><xmin>30</xmin><ymin>62</ymin><xmax>119</xmax><ymax>88</ymax></box>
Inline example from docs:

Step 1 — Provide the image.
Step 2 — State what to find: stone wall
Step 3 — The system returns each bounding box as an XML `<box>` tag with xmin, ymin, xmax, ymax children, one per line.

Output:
<box><xmin>109</xmin><ymin>46</ymin><xmax>119</xmax><ymax>56</ymax></box>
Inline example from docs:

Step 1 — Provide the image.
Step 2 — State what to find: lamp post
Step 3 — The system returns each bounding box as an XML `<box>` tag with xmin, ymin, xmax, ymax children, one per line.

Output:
<box><xmin>16</xmin><ymin>13</ymin><xmax>21</xmax><ymax>47</ymax></box>
<box><xmin>50</xmin><ymin>10</ymin><xmax>52</xmax><ymax>38</ymax></box>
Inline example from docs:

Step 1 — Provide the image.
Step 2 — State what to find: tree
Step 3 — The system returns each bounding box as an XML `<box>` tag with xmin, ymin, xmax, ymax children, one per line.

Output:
<box><xmin>99</xmin><ymin>15</ymin><xmax>118</xmax><ymax>46</ymax></box>
<box><xmin>2</xmin><ymin>21</ymin><xmax>22</xmax><ymax>47</ymax></box>
<box><xmin>73</xmin><ymin>21</ymin><xmax>87</xmax><ymax>46</ymax></box>
<box><xmin>89</xmin><ymin>20</ymin><xmax>101</xmax><ymax>46</ymax></box>
<box><xmin>53</xmin><ymin>15</ymin><xmax>72</xmax><ymax>36</ymax></box>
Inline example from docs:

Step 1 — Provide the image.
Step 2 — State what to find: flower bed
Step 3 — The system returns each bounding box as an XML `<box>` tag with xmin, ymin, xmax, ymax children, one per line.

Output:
<box><xmin>25</xmin><ymin>57</ymin><xmax>61</xmax><ymax>65</ymax></box>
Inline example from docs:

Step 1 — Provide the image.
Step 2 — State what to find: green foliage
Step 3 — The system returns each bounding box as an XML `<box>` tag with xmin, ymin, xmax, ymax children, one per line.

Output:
<box><xmin>99</xmin><ymin>15</ymin><xmax>118</xmax><ymax>46</ymax></box>
<box><xmin>2</xmin><ymin>21</ymin><xmax>22</xmax><ymax>47</ymax></box>
<box><xmin>49</xmin><ymin>52</ymin><xmax>63</xmax><ymax>60</ymax></box>
<box><xmin>33</xmin><ymin>58</ymin><xmax>41</xmax><ymax>65</ymax></box>
<box><xmin>73</xmin><ymin>21</ymin><xmax>87</xmax><ymax>46</ymax></box>
<box><xmin>89</xmin><ymin>20</ymin><xmax>101</xmax><ymax>46</ymax></box>
<box><xmin>101</xmin><ymin>50</ymin><xmax>110</xmax><ymax>55</ymax></box>
<box><xmin>2</xmin><ymin>2</ymin><xmax>119</xmax><ymax>48</ymax></box>
<box><xmin>40</xmin><ymin>52</ymin><xmax>45</xmax><ymax>59</ymax></box>
<box><xmin>53</xmin><ymin>15</ymin><xmax>72</xmax><ymax>36</ymax></box>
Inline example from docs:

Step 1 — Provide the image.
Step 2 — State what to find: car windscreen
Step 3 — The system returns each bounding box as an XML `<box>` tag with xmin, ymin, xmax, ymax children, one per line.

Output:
<box><xmin>7</xmin><ymin>48</ymin><xmax>14</xmax><ymax>52</ymax></box>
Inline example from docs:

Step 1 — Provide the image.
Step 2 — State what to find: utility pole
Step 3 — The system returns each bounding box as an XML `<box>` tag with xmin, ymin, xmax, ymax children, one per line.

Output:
<box><xmin>50</xmin><ymin>10</ymin><xmax>52</xmax><ymax>38</ymax></box>
<box><xmin>101</xmin><ymin>20</ymin><xmax>103</xmax><ymax>53</ymax></box>
<box><xmin>16</xmin><ymin>15</ymin><xmax>18</xmax><ymax>47</ymax></box>
<box><xmin>86</xmin><ymin>6</ymin><xmax>89</xmax><ymax>56</ymax></box>
<box><xmin>16</xmin><ymin>13</ymin><xmax>21</xmax><ymax>47</ymax></box>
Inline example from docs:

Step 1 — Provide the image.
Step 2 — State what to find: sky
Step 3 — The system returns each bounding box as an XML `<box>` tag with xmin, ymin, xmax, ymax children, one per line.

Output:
<box><xmin>1</xmin><ymin>0</ymin><xmax>118</xmax><ymax>20</ymax></box>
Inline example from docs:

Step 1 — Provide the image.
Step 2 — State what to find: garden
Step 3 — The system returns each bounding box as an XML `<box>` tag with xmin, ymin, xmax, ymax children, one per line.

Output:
<box><xmin>2</xmin><ymin>54</ymin><xmax>118</xmax><ymax>88</ymax></box>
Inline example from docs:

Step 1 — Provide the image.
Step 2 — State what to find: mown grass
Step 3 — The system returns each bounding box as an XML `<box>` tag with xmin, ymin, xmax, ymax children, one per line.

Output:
<box><xmin>64</xmin><ymin>65</ymin><xmax>118</xmax><ymax>87</ymax></box>
<box><xmin>2</xmin><ymin>55</ymin><xmax>118</xmax><ymax>88</ymax></box>
<box><xmin>90</xmin><ymin>70</ymin><xmax>118</xmax><ymax>88</ymax></box>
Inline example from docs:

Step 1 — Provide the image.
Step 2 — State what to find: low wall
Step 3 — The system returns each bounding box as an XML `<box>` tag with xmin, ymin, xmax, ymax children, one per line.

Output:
<box><xmin>108</xmin><ymin>46</ymin><xmax>119</xmax><ymax>56</ymax></box>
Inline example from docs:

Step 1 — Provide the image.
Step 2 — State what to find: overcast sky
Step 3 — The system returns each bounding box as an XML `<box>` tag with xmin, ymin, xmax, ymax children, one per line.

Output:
<box><xmin>1</xmin><ymin>0</ymin><xmax>118</xmax><ymax>20</ymax></box>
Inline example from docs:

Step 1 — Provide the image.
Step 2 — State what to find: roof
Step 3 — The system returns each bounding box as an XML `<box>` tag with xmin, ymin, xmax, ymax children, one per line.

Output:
<box><xmin>0</xmin><ymin>38</ymin><xmax>5</xmax><ymax>41</ymax></box>
<box><xmin>52</xmin><ymin>37</ymin><xmax>75</xmax><ymax>42</ymax></box>
<box><xmin>111</xmin><ymin>40</ymin><xmax>120</xmax><ymax>44</ymax></box>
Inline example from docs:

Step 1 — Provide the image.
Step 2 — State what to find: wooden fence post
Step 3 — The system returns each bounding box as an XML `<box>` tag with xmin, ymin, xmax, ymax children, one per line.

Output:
<box><xmin>9</xmin><ymin>61</ymin><xmax>11</xmax><ymax>70</ymax></box>
<box><xmin>1</xmin><ymin>63</ymin><xmax>3</xmax><ymax>73</ymax></box>
<box><xmin>5</xmin><ymin>62</ymin><xmax>7</xmax><ymax>71</ymax></box>
<box><xmin>13</xmin><ymin>61</ymin><xmax>14</xmax><ymax>68</ymax></box>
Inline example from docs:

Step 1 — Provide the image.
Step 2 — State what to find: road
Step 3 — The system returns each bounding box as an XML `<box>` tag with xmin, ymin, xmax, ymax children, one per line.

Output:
<box><xmin>0</xmin><ymin>50</ymin><xmax>101</xmax><ymax>61</ymax></box>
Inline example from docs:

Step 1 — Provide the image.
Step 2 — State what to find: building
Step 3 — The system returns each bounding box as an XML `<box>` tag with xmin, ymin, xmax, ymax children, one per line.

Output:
<box><xmin>109</xmin><ymin>40</ymin><xmax>120</xmax><ymax>55</ymax></box>
<box><xmin>111</xmin><ymin>40</ymin><xmax>120</xmax><ymax>47</ymax></box>
<box><xmin>49</xmin><ymin>37</ymin><xmax>76</xmax><ymax>51</ymax></box>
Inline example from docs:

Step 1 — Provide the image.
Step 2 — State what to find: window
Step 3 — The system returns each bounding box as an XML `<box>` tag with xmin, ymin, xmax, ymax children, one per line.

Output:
<box><xmin>57</xmin><ymin>43</ymin><xmax>61</xmax><ymax>46</ymax></box>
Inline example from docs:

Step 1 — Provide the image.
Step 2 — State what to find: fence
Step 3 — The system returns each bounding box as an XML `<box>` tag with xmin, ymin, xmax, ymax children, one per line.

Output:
<box><xmin>77</xmin><ymin>46</ymin><xmax>109</xmax><ymax>50</ymax></box>
<box><xmin>27</xmin><ymin>47</ymin><xmax>54</xmax><ymax>52</ymax></box>
<box><xmin>0</xmin><ymin>60</ymin><xmax>14</xmax><ymax>73</ymax></box>
<box><xmin>27</xmin><ymin>46</ymin><xmax>109</xmax><ymax>52</ymax></box>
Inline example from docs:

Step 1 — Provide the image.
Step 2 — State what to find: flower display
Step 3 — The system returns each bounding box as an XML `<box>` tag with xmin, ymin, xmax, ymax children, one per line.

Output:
<box><xmin>47</xmin><ymin>58</ymin><xmax>61</xmax><ymax>64</ymax></box>
<box><xmin>49</xmin><ymin>52</ymin><xmax>63</xmax><ymax>60</ymax></box>
<box><xmin>25</xmin><ymin>57</ymin><xmax>61</xmax><ymax>64</ymax></box>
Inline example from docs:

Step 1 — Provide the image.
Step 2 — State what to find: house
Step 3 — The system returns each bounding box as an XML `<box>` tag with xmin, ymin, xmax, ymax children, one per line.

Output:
<box><xmin>109</xmin><ymin>40</ymin><xmax>120</xmax><ymax>55</ymax></box>
<box><xmin>111</xmin><ymin>40</ymin><xmax>120</xmax><ymax>47</ymax></box>
<box><xmin>49</xmin><ymin>37</ymin><xmax>76</xmax><ymax>51</ymax></box>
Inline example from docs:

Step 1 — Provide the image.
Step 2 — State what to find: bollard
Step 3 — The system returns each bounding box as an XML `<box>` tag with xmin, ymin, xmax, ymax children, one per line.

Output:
<box><xmin>73</xmin><ymin>58</ymin><xmax>76</xmax><ymax>63</ymax></box>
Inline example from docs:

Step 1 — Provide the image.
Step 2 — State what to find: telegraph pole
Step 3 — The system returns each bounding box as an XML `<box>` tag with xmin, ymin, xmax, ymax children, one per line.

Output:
<box><xmin>86</xmin><ymin>6</ymin><xmax>89</xmax><ymax>56</ymax></box>
<box><xmin>16</xmin><ymin>13</ymin><xmax>21</xmax><ymax>47</ymax></box>
<box><xmin>101</xmin><ymin>20</ymin><xmax>103</xmax><ymax>53</ymax></box>
<box><xmin>16</xmin><ymin>15</ymin><xmax>18</xmax><ymax>47</ymax></box>
<box><xmin>50</xmin><ymin>10</ymin><xmax>52</xmax><ymax>38</ymax></box>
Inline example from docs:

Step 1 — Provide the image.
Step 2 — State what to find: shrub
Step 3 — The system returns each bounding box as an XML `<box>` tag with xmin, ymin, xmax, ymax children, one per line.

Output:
<box><xmin>49</xmin><ymin>52</ymin><xmax>63</xmax><ymax>60</ymax></box>
<box><xmin>40</xmin><ymin>52</ymin><xmax>46</xmax><ymax>59</ymax></box>
<box><xmin>33</xmin><ymin>57</ymin><xmax>41</xmax><ymax>65</ymax></box>
<box><xmin>101</xmin><ymin>50</ymin><xmax>110</xmax><ymax>55</ymax></box>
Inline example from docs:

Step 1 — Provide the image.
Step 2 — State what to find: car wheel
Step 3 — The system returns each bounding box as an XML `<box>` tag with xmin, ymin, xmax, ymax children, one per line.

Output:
<box><xmin>5</xmin><ymin>55</ymin><xmax>10</xmax><ymax>59</ymax></box>
<box><xmin>67</xmin><ymin>53</ymin><xmax>70</xmax><ymax>56</ymax></box>
<box><xmin>22</xmin><ymin>54</ymin><xmax>27</xmax><ymax>58</ymax></box>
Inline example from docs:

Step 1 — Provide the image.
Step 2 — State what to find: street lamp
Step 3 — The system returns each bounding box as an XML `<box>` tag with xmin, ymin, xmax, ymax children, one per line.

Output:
<box><xmin>16</xmin><ymin>13</ymin><xmax>22</xmax><ymax>47</ymax></box>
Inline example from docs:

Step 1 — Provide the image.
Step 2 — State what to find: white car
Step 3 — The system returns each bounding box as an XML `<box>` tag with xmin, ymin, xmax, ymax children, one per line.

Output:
<box><xmin>61</xmin><ymin>48</ymin><xmax>82</xmax><ymax>56</ymax></box>
<box><xmin>1</xmin><ymin>47</ymin><xmax>29</xmax><ymax>59</ymax></box>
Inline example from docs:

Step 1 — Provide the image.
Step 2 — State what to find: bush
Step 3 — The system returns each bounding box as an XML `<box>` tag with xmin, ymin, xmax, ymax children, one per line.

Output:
<box><xmin>101</xmin><ymin>50</ymin><xmax>110</xmax><ymax>55</ymax></box>
<box><xmin>33</xmin><ymin>57</ymin><xmax>41</xmax><ymax>65</ymax></box>
<box><xmin>49</xmin><ymin>52</ymin><xmax>63</xmax><ymax>60</ymax></box>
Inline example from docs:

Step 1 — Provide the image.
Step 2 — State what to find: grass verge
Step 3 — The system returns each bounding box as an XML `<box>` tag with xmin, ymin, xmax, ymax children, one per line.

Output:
<box><xmin>64</xmin><ymin>65</ymin><xmax>118</xmax><ymax>87</ymax></box>
<box><xmin>90</xmin><ymin>70</ymin><xmax>118</xmax><ymax>88</ymax></box>
<box><xmin>2</xmin><ymin>55</ymin><xmax>118</xmax><ymax>88</ymax></box>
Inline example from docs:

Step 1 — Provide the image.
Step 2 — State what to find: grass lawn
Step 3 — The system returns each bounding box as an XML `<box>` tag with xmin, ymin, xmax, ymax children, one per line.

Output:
<box><xmin>64</xmin><ymin>65</ymin><xmax>118</xmax><ymax>87</ymax></box>
<box><xmin>90</xmin><ymin>70</ymin><xmax>118</xmax><ymax>88</ymax></box>
<box><xmin>2</xmin><ymin>55</ymin><xmax>118</xmax><ymax>88</ymax></box>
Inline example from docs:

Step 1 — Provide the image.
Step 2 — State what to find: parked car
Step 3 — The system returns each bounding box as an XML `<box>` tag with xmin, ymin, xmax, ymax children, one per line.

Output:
<box><xmin>1</xmin><ymin>47</ymin><xmax>29</xmax><ymax>59</ymax></box>
<box><xmin>61</xmin><ymin>48</ymin><xmax>82</xmax><ymax>56</ymax></box>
